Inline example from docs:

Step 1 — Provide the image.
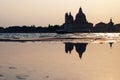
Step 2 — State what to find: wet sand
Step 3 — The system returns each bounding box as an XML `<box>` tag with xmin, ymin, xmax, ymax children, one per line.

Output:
<box><xmin>0</xmin><ymin>42</ymin><xmax>120</xmax><ymax>80</ymax></box>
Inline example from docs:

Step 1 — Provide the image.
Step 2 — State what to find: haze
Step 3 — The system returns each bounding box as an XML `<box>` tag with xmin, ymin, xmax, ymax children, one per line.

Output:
<box><xmin>0</xmin><ymin>0</ymin><xmax>120</xmax><ymax>27</ymax></box>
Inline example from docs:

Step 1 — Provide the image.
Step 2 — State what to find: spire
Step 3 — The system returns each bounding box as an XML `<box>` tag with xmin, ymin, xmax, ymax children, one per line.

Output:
<box><xmin>79</xmin><ymin>7</ymin><xmax>83</xmax><ymax>13</ymax></box>
<box><xmin>69</xmin><ymin>12</ymin><xmax>71</xmax><ymax>15</ymax></box>
<box><xmin>110</xmin><ymin>18</ymin><xmax>112</xmax><ymax>22</ymax></box>
<box><xmin>109</xmin><ymin>18</ymin><xmax>114</xmax><ymax>25</ymax></box>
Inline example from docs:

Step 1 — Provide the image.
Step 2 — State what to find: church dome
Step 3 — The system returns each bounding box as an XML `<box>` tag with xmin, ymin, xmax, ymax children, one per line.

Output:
<box><xmin>75</xmin><ymin>7</ymin><xmax>87</xmax><ymax>24</ymax></box>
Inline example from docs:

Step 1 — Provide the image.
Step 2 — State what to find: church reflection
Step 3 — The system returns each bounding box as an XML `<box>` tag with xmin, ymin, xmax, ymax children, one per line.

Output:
<box><xmin>65</xmin><ymin>42</ymin><xmax>114</xmax><ymax>59</ymax></box>
<box><xmin>109</xmin><ymin>42</ymin><xmax>113</xmax><ymax>48</ymax></box>
<box><xmin>65</xmin><ymin>42</ymin><xmax>88</xmax><ymax>59</ymax></box>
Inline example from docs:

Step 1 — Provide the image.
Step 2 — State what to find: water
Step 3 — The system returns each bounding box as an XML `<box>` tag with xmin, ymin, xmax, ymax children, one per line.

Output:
<box><xmin>0</xmin><ymin>33</ymin><xmax>120</xmax><ymax>43</ymax></box>
<box><xmin>0</xmin><ymin>33</ymin><xmax>120</xmax><ymax>80</ymax></box>
<box><xmin>0</xmin><ymin>33</ymin><xmax>119</xmax><ymax>39</ymax></box>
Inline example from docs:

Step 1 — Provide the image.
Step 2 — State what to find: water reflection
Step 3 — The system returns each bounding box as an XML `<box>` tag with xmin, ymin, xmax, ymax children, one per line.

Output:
<box><xmin>109</xmin><ymin>42</ymin><xmax>113</xmax><ymax>48</ymax></box>
<box><xmin>0</xmin><ymin>41</ymin><xmax>119</xmax><ymax>80</ymax></box>
<box><xmin>65</xmin><ymin>42</ymin><xmax>88</xmax><ymax>59</ymax></box>
<box><xmin>65</xmin><ymin>42</ymin><xmax>114</xmax><ymax>59</ymax></box>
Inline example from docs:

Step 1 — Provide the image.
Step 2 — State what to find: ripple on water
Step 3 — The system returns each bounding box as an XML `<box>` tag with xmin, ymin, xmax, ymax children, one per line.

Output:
<box><xmin>9</xmin><ymin>66</ymin><xmax>17</xmax><ymax>69</ymax></box>
<box><xmin>16</xmin><ymin>74</ymin><xmax>29</xmax><ymax>80</ymax></box>
<box><xmin>0</xmin><ymin>74</ymin><xmax>6</xmax><ymax>80</ymax></box>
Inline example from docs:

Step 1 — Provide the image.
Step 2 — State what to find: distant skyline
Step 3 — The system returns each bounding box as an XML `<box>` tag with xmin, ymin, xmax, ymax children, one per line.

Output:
<box><xmin>0</xmin><ymin>0</ymin><xmax>120</xmax><ymax>27</ymax></box>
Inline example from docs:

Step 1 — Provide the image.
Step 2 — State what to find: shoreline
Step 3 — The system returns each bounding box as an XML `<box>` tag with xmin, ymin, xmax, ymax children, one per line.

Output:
<box><xmin>0</xmin><ymin>37</ymin><xmax>119</xmax><ymax>43</ymax></box>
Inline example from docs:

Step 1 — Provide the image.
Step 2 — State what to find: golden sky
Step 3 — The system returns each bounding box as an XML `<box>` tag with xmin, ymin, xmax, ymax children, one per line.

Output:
<box><xmin>0</xmin><ymin>0</ymin><xmax>120</xmax><ymax>27</ymax></box>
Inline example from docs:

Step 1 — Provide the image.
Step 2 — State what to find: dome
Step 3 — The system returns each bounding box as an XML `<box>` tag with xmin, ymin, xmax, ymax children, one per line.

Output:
<box><xmin>75</xmin><ymin>7</ymin><xmax>87</xmax><ymax>24</ymax></box>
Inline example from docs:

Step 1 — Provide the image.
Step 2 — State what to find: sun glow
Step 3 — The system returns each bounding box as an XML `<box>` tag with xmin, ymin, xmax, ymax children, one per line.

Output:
<box><xmin>0</xmin><ymin>0</ymin><xmax>120</xmax><ymax>27</ymax></box>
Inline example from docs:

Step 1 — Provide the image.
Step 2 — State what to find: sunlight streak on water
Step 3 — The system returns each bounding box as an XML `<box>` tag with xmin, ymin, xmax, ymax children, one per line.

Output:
<box><xmin>0</xmin><ymin>33</ymin><xmax>120</xmax><ymax>39</ymax></box>
<box><xmin>0</xmin><ymin>33</ymin><xmax>120</xmax><ymax>43</ymax></box>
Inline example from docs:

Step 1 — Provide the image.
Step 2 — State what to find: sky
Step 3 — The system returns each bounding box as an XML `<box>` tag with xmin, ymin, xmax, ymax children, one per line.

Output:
<box><xmin>0</xmin><ymin>0</ymin><xmax>120</xmax><ymax>27</ymax></box>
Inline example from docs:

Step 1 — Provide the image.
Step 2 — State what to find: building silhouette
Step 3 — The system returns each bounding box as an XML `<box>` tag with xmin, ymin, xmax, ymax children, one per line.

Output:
<box><xmin>94</xmin><ymin>18</ymin><xmax>115</xmax><ymax>32</ymax></box>
<box><xmin>107</xmin><ymin>18</ymin><xmax>114</xmax><ymax>32</ymax></box>
<box><xmin>0</xmin><ymin>7</ymin><xmax>120</xmax><ymax>33</ymax></box>
<box><xmin>63</xmin><ymin>7</ymin><xmax>93</xmax><ymax>32</ymax></box>
<box><xmin>65</xmin><ymin>42</ymin><xmax>88</xmax><ymax>59</ymax></box>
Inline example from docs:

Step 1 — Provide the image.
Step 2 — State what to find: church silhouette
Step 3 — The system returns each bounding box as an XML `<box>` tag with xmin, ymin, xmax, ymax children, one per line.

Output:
<box><xmin>65</xmin><ymin>42</ymin><xmax>88</xmax><ymax>59</ymax></box>
<box><xmin>58</xmin><ymin>7</ymin><xmax>93</xmax><ymax>33</ymax></box>
<box><xmin>0</xmin><ymin>7</ymin><xmax>118</xmax><ymax>33</ymax></box>
<box><xmin>57</xmin><ymin>7</ymin><xmax>116</xmax><ymax>33</ymax></box>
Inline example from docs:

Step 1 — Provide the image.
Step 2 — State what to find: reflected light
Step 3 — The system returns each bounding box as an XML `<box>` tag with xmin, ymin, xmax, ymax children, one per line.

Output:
<box><xmin>110</xmin><ymin>77</ymin><xmax>114</xmax><ymax>80</ymax></box>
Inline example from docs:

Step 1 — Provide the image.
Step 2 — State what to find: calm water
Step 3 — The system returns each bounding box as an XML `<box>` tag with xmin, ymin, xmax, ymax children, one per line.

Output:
<box><xmin>0</xmin><ymin>33</ymin><xmax>120</xmax><ymax>80</ymax></box>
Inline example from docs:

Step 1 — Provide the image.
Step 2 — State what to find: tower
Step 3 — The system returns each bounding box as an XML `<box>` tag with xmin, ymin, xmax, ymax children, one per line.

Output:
<box><xmin>108</xmin><ymin>18</ymin><xmax>114</xmax><ymax>32</ymax></box>
<box><xmin>65</xmin><ymin>13</ymin><xmax>68</xmax><ymax>23</ymax></box>
<box><xmin>65</xmin><ymin>12</ymin><xmax>74</xmax><ymax>24</ymax></box>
